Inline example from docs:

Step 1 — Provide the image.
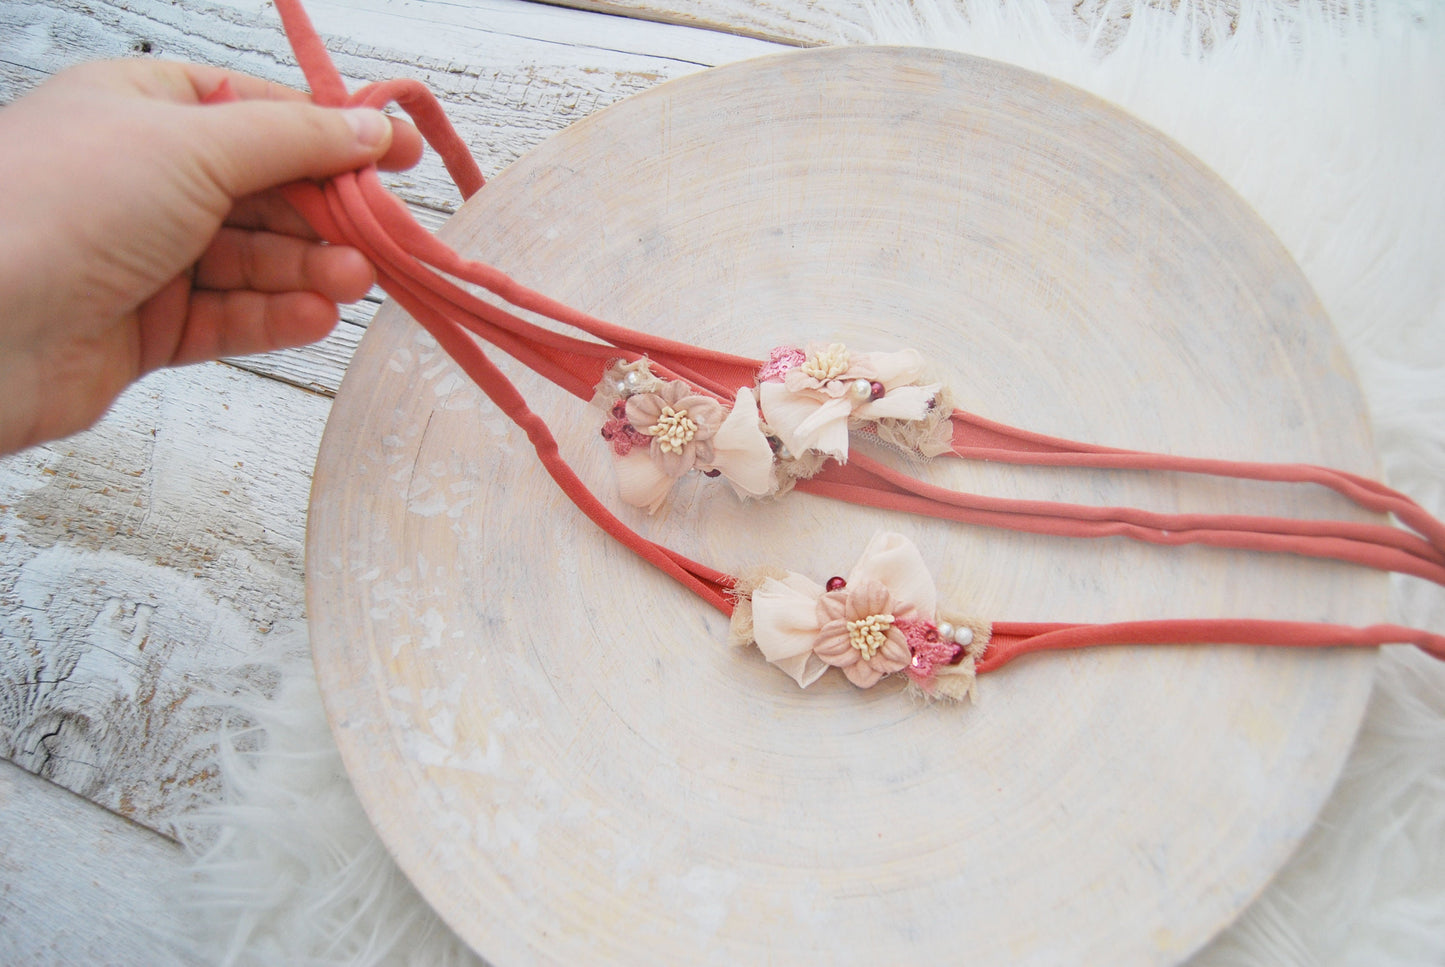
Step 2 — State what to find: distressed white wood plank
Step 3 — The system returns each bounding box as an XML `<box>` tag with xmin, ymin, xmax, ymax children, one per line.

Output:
<box><xmin>546</xmin><ymin>0</ymin><xmax>871</xmax><ymax>44</ymax></box>
<box><xmin>0</xmin><ymin>760</ymin><xmax>197</xmax><ymax>966</ymax></box>
<box><xmin>3</xmin><ymin>0</ymin><xmax>781</xmax><ymax>215</ymax></box>
<box><xmin>224</xmin><ymin>318</ymin><xmax>368</xmax><ymax>397</ymax></box>
<box><xmin>540</xmin><ymin>0</ymin><xmax>1243</xmax><ymax>50</ymax></box>
<box><xmin>0</xmin><ymin>363</ymin><xmax>325</xmax><ymax>837</ymax></box>
<box><xmin>294</xmin><ymin>0</ymin><xmax>783</xmax><ymax>65</ymax></box>
<box><xmin>0</xmin><ymin>60</ymin><xmax>47</xmax><ymax>98</ymax></box>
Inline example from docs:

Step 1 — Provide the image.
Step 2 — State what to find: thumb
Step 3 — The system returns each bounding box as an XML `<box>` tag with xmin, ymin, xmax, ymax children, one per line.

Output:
<box><xmin>190</xmin><ymin>99</ymin><xmax>394</xmax><ymax>200</ymax></box>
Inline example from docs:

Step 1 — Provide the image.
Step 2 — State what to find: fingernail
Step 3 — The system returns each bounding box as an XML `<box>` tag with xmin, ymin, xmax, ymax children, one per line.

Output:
<box><xmin>343</xmin><ymin>108</ymin><xmax>390</xmax><ymax>148</ymax></box>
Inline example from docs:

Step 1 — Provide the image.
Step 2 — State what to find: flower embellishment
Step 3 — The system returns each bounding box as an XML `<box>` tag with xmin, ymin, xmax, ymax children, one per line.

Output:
<box><xmin>738</xmin><ymin>532</ymin><xmax>986</xmax><ymax>701</ymax></box>
<box><xmin>627</xmin><ymin>381</ymin><xmax>723</xmax><ymax>475</ymax></box>
<box><xmin>598</xmin><ymin>361</ymin><xmax>775</xmax><ymax>513</ymax></box>
<box><xmin>757</xmin><ymin>343</ymin><xmax>943</xmax><ymax>462</ymax></box>
<box><xmin>597</xmin><ymin>343</ymin><xmax>951</xmax><ymax>513</ymax></box>
<box><xmin>812</xmin><ymin>579</ymin><xmax>914</xmax><ymax>687</ymax></box>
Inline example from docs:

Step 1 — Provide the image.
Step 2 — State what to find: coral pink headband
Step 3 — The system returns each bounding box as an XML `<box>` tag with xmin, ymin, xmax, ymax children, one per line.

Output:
<box><xmin>242</xmin><ymin>0</ymin><xmax>1444</xmax><ymax>701</ymax></box>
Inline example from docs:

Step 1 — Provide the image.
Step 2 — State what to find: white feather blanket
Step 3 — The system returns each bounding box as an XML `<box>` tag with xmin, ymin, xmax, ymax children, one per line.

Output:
<box><xmin>162</xmin><ymin>2</ymin><xmax>1445</xmax><ymax>964</ymax></box>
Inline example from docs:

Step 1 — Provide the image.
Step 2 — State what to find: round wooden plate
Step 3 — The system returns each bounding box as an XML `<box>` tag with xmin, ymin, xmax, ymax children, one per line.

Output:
<box><xmin>307</xmin><ymin>47</ymin><xmax>1382</xmax><ymax>966</ymax></box>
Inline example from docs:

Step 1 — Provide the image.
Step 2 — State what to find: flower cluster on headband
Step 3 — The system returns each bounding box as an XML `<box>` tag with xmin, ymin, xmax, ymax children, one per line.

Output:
<box><xmin>596</xmin><ymin>344</ymin><xmax>946</xmax><ymax>512</ymax></box>
<box><xmin>728</xmin><ymin>532</ymin><xmax>988</xmax><ymax>702</ymax></box>
<box><xmin>597</xmin><ymin>360</ymin><xmax>776</xmax><ymax>512</ymax></box>
<box><xmin>756</xmin><ymin>344</ymin><xmax>943</xmax><ymax>462</ymax></box>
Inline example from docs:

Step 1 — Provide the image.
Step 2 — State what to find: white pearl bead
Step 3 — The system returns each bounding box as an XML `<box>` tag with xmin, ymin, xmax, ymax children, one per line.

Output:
<box><xmin>613</xmin><ymin>379</ymin><xmax>629</xmax><ymax>396</ymax></box>
<box><xmin>623</xmin><ymin>370</ymin><xmax>644</xmax><ymax>389</ymax></box>
<box><xmin>953</xmin><ymin>626</ymin><xmax>974</xmax><ymax>646</ymax></box>
<box><xmin>849</xmin><ymin>378</ymin><xmax>872</xmax><ymax>401</ymax></box>
<box><xmin>935</xmin><ymin>621</ymin><xmax>955</xmax><ymax>641</ymax></box>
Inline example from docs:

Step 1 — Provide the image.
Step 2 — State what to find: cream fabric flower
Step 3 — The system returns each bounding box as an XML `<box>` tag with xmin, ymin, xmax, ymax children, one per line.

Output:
<box><xmin>707</xmin><ymin>387</ymin><xmax>776</xmax><ymax>499</ymax></box>
<box><xmin>757</xmin><ymin>346</ymin><xmax>942</xmax><ymax>462</ymax></box>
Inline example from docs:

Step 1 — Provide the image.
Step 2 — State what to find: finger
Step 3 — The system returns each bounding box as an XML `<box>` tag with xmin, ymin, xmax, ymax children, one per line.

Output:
<box><xmin>191</xmin><ymin>98</ymin><xmax>396</xmax><ymax>200</ymax></box>
<box><xmin>135</xmin><ymin>273</ymin><xmax>193</xmax><ymax>373</ymax></box>
<box><xmin>75</xmin><ymin>59</ymin><xmax>422</xmax><ymax>177</ymax></box>
<box><xmin>226</xmin><ymin>191</ymin><xmax>321</xmax><ymax>239</ymax></box>
<box><xmin>168</xmin><ymin>290</ymin><xmax>341</xmax><ymax>367</ymax></box>
<box><xmin>176</xmin><ymin>63</ymin><xmax>314</xmax><ymax>105</ymax></box>
<box><xmin>196</xmin><ymin>228</ymin><xmax>375</xmax><ymax>303</ymax></box>
<box><xmin>178</xmin><ymin>62</ymin><xmax>424</xmax><ymax>172</ymax></box>
<box><xmin>376</xmin><ymin>117</ymin><xmax>424</xmax><ymax>171</ymax></box>
<box><xmin>51</xmin><ymin>59</ymin><xmax>313</xmax><ymax>108</ymax></box>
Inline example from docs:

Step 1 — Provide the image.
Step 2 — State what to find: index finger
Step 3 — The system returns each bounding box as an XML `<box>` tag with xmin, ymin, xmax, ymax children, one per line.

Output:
<box><xmin>177</xmin><ymin>62</ymin><xmax>313</xmax><ymax>105</ymax></box>
<box><xmin>175</xmin><ymin>62</ymin><xmax>426</xmax><ymax>172</ymax></box>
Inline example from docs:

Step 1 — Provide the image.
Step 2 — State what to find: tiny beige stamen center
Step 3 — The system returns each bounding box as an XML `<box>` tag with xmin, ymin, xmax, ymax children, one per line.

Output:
<box><xmin>648</xmin><ymin>405</ymin><xmax>698</xmax><ymax>454</ymax></box>
<box><xmin>846</xmin><ymin>612</ymin><xmax>894</xmax><ymax>661</ymax></box>
<box><xmin>801</xmin><ymin>343</ymin><xmax>850</xmax><ymax>382</ymax></box>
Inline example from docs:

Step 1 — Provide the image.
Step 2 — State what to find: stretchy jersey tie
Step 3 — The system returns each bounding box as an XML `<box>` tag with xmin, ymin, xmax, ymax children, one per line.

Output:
<box><xmin>233</xmin><ymin>0</ymin><xmax>1445</xmax><ymax>701</ymax></box>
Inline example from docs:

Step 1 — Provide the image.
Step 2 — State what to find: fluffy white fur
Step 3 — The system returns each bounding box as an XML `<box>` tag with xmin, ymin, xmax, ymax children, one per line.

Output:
<box><xmin>163</xmin><ymin>2</ymin><xmax>1445</xmax><ymax>963</ymax></box>
<box><xmin>160</xmin><ymin>633</ymin><xmax>481</xmax><ymax>967</ymax></box>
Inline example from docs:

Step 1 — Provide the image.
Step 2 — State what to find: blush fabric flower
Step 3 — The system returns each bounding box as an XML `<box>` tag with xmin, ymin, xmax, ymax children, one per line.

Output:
<box><xmin>757</xmin><ymin>345</ymin><xmax>942</xmax><ymax>462</ymax></box>
<box><xmin>611</xmin><ymin>384</ymin><xmax>776</xmax><ymax>513</ymax></box>
<box><xmin>812</xmin><ymin>579</ymin><xmax>915</xmax><ymax>687</ymax></box>
<box><xmin>627</xmin><ymin>379</ymin><xmax>724</xmax><ymax>475</ymax></box>
<box><xmin>748</xmin><ymin>532</ymin><xmax>939</xmax><ymax>689</ymax></box>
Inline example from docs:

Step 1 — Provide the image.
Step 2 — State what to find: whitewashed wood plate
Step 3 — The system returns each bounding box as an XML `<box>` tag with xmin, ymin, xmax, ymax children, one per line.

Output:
<box><xmin>307</xmin><ymin>47</ymin><xmax>1382</xmax><ymax>966</ymax></box>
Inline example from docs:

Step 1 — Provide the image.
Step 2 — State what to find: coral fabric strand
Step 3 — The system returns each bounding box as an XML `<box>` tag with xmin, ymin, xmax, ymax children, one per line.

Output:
<box><xmin>257</xmin><ymin>0</ymin><xmax>1443</xmax><ymax>670</ymax></box>
<box><xmin>980</xmin><ymin>620</ymin><xmax>1445</xmax><ymax>675</ymax></box>
<box><xmin>947</xmin><ymin>410</ymin><xmax>1445</xmax><ymax>558</ymax></box>
<box><xmin>259</xmin><ymin>0</ymin><xmax>1445</xmax><ymax>589</ymax></box>
<box><xmin>802</xmin><ymin>455</ymin><xmax>1445</xmax><ymax>585</ymax></box>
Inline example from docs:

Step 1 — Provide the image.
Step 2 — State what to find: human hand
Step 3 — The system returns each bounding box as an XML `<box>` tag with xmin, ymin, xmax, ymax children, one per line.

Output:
<box><xmin>0</xmin><ymin>58</ymin><xmax>425</xmax><ymax>454</ymax></box>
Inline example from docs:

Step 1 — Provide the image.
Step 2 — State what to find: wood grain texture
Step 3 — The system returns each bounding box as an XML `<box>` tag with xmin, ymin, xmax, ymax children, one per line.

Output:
<box><xmin>225</xmin><ymin>318</ymin><xmax>369</xmax><ymax>397</ymax></box>
<box><xmin>543</xmin><ymin>0</ymin><xmax>873</xmax><ymax>44</ymax></box>
<box><xmin>1</xmin><ymin>0</ymin><xmax>778</xmax><ymax>210</ymax></box>
<box><xmin>0</xmin><ymin>760</ymin><xmax>197</xmax><ymax>966</ymax></box>
<box><xmin>540</xmin><ymin>0</ymin><xmax>1233</xmax><ymax>49</ymax></box>
<box><xmin>0</xmin><ymin>364</ymin><xmax>325</xmax><ymax>836</ymax></box>
<box><xmin>308</xmin><ymin>46</ymin><xmax>1382</xmax><ymax>966</ymax></box>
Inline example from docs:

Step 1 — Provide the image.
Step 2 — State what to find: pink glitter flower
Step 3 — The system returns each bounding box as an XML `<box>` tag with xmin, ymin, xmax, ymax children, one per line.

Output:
<box><xmin>748</xmin><ymin>532</ymin><xmax>940</xmax><ymax>689</ymax></box>
<box><xmin>746</xmin><ymin>533</ymin><xmax>981</xmax><ymax>699</ymax></box>
<box><xmin>757</xmin><ymin>345</ymin><xmax>807</xmax><ymax>383</ymax></box>
<box><xmin>600</xmin><ymin>400</ymin><xmax>650</xmax><ymax>456</ymax></box>
<box><xmin>898</xmin><ymin>618</ymin><xmax>962</xmax><ymax>686</ymax></box>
